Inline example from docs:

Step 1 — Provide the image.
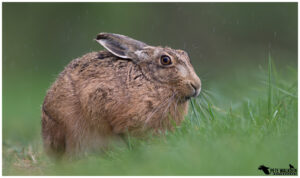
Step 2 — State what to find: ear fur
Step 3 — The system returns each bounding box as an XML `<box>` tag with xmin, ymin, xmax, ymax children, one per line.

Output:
<box><xmin>96</xmin><ymin>33</ymin><xmax>148</xmax><ymax>61</ymax></box>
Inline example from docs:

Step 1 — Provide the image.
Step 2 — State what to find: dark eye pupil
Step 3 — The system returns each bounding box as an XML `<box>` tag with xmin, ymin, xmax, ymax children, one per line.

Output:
<box><xmin>163</xmin><ymin>57</ymin><xmax>169</xmax><ymax>63</ymax></box>
<box><xmin>161</xmin><ymin>55</ymin><xmax>171</xmax><ymax>65</ymax></box>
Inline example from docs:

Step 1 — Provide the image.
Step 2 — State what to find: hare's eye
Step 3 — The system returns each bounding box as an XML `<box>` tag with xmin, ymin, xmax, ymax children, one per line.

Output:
<box><xmin>160</xmin><ymin>55</ymin><xmax>172</xmax><ymax>65</ymax></box>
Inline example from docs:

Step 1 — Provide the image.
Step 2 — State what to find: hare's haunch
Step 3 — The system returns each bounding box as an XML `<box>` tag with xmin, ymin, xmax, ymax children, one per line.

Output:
<box><xmin>42</xmin><ymin>33</ymin><xmax>201</xmax><ymax>157</ymax></box>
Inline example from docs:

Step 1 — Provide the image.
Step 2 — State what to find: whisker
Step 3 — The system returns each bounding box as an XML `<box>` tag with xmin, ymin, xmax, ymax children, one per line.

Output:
<box><xmin>144</xmin><ymin>93</ymin><xmax>175</xmax><ymax>128</ymax></box>
<box><xmin>159</xmin><ymin>92</ymin><xmax>176</xmax><ymax>128</ymax></box>
<box><xmin>174</xmin><ymin>94</ymin><xmax>180</xmax><ymax>116</ymax></box>
<box><xmin>202</xmin><ymin>89</ymin><xmax>217</xmax><ymax>97</ymax></box>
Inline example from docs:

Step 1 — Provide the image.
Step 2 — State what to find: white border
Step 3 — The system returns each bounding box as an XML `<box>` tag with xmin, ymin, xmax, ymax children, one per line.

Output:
<box><xmin>1</xmin><ymin>0</ymin><xmax>299</xmax><ymax>2</ymax></box>
<box><xmin>1</xmin><ymin>1</ymin><xmax>298</xmax><ymax>178</ymax></box>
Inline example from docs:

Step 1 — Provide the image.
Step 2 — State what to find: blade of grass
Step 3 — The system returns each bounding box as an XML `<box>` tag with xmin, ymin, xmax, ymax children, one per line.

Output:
<box><xmin>267</xmin><ymin>53</ymin><xmax>272</xmax><ymax>120</ymax></box>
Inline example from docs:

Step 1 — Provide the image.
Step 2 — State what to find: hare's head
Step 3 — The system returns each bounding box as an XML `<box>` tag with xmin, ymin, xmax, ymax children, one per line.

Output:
<box><xmin>96</xmin><ymin>33</ymin><xmax>201</xmax><ymax>100</ymax></box>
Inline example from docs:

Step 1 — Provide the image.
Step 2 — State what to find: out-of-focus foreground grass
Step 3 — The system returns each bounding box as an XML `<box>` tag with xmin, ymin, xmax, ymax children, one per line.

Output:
<box><xmin>3</xmin><ymin>57</ymin><xmax>297</xmax><ymax>175</ymax></box>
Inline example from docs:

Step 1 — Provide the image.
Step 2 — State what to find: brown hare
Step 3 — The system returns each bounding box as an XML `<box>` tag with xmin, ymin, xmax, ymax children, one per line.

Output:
<box><xmin>42</xmin><ymin>33</ymin><xmax>201</xmax><ymax>157</ymax></box>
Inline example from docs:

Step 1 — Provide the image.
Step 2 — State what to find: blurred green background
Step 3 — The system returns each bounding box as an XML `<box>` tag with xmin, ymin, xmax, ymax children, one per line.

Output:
<box><xmin>3</xmin><ymin>2</ymin><xmax>297</xmax><ymax>175</ymax></box>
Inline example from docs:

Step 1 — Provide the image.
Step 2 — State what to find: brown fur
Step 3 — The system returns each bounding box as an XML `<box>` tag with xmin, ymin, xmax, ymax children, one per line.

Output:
<box><xmin>42</xmin><ymin>33</ymin><xmax>201</xmax><ymax>157</ymax></box>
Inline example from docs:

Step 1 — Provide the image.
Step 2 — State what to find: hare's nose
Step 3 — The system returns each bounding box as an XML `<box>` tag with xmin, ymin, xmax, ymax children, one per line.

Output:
<box><xmin>190</xmin><ymin>80</ymin><xmax>201</xmax><ymax>97</ymax></box>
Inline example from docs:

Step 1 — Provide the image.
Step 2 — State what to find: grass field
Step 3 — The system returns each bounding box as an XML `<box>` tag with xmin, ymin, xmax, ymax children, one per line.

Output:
<box><xmin>2</xmin><ymin>56</ymin><xmax>297</xmax><ymax>175</ymax></box>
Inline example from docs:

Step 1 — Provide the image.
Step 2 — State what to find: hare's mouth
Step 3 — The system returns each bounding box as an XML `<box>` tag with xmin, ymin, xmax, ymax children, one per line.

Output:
<box><xmin>184</xmin><ymin>96</ymin><xmax>191</xmax><ymax>101</ymax></box>
<box><xmin>185</xmin><ymin>83</ymin><xmax>201</xmax><ymax>100</ymax></box>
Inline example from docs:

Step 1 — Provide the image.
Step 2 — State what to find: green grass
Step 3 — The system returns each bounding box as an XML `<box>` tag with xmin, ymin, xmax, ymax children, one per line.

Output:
<box><xmin>3</xmin><ymin>58</ymin><xmax>297</xmax><ymax>175</ymax></box>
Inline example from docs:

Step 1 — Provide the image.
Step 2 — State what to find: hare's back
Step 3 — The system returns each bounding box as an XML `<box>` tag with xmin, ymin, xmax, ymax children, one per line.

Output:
<box><xmin>43</xmin><ymin>51</ymin><xmax>117</xmax><ymax>114</ymax></box>
<box><xmin>66</xmin><ymin>50</ymin><xmax>116</xmax><ymax>74</ymax></box>
<box><xmin>65</xmin><ymin>50</ymin><xmax>138</xmax><ymax>103</ymax></box>
<box><xmin>43</xmin><ymin>50</ymin><xmax>130</xmax><ymax>126</ymax></box>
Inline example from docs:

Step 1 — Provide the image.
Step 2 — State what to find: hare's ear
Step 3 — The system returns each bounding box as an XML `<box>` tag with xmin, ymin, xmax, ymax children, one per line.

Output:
<box><xmin>96</xmin><ymin>33</ymin><xmax>148</xmax><ymax>61</ymax></box>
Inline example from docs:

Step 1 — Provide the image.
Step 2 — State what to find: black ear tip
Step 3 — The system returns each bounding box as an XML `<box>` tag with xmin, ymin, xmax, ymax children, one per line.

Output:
<box><xmin>96</xmin><ymin>33</ymin><xmax>109</xmax><ymax>40</ymax></box>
